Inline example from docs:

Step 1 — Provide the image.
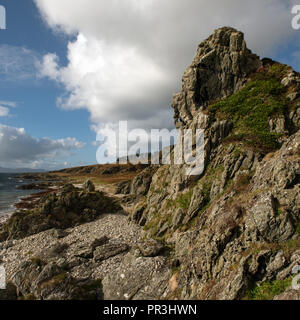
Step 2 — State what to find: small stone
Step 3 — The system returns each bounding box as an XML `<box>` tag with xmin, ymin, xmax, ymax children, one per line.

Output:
<box><xmin>93</xmin><ymin>243</ymin><xmax>129</xmax><ymax>262</ymax></box>
<box><xmin>91</xmin><ymin>236</ymin><xmax>109</xmax><ymax>249</ymax></box>
<box><xmin>51</xmin><ymin>229</ymin><xmax>69</xmax><ymax>239</ymax></box>
<box><xmin>75</xmin><ymin>245</ymin><xmax>94</xmax><ymax>259</ymax></box>
<box><xmin>137</xmin><ymin>239</ymin><xmax>164</xmax><ymax>257</ymax></box>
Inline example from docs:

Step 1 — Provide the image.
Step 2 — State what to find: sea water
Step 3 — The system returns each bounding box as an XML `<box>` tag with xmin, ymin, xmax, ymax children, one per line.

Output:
<box><xmin>0</xmin><ymin>173</ymin><xmax>38</xmax><ymax>216</ymax></box>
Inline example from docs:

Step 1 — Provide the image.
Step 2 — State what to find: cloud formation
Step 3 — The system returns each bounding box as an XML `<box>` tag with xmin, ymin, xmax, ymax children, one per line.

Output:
<box><xmin>0</xmin><ymin>45</ymin><xmax>40</xmax><ymax>82</ymax></box>
<box><xmin>35</xmin><ymin>0</ymin><xmax>299</xmax><ymax>135</ymax></box>
<box><xmin>0</xmin><ymin>101</ymin><xmax>17</xmax><ymax>117</ymax></box>
<box><xmin>0</xmin><ymin>124</ymin><xmax>85</xmax><ymax>168</ymax></box>
<box><xmin>38</xmin><ymin>36</ymin><xmax>174</xmax><ymax>131</ymax></box>
<box><xmin>0</xmin><ymin>107</ymin><xmax>9</xmax><ymax>117</ymax></box>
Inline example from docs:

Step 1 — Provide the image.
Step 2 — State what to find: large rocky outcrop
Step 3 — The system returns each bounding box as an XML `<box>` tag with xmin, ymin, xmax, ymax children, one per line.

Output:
<box><xmin>0</xmin><ymin>183</ymin><xmax>121</xmax><ymax>241</ymax></box>
<box><xmin>127</xmin><ymin>27</ymin><xmax>300</xmax><ymax>300</ymax></box>
<box><xmin>172</xmin><ymin>27</ymin><xmax>261</xmax><ymax>129</ymax></box>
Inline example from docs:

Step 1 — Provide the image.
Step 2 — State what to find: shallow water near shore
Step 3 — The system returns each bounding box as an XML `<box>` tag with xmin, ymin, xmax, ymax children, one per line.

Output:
<box><xmin>0</xmin><ymin>173</ymin><xmax>40</xmax><ymax>217</ymax></box>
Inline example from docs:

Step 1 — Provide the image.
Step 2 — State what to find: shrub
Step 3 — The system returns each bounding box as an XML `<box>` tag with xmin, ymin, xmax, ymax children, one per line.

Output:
<box><xmin>248</xmin><ymin>278</ymin><xmax>292</xmax><ymax>300</ymax></box>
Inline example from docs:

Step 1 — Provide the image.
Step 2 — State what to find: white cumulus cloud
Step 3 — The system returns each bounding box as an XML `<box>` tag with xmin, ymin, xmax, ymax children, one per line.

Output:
<box><xmin>35</xmin><ymin>0</ymin><xmax>299</xmax><ymax>134</ymax></box>
<box><xmin>38</xmin><ymin>34</ymin><xmax>175</xmax><ymax>131</ymax></box>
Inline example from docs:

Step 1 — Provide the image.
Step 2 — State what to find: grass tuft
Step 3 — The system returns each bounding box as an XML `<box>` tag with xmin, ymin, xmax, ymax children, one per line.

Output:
<box><xmin>248</xmin><ymin>278</ymin><xmax>292</xmax><ymax>300</ymax></box>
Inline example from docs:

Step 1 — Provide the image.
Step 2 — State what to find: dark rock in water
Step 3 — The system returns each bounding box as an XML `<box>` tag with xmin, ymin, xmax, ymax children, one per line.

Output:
<box><xmin>16</xmin><ymin>182</ymin><xmax>54</xmax><ymax>190</ymax></box>
<box><xmin>82</xmin><ymin>180</ymin><xmax>95</xmax><ymax>192</ymax></box>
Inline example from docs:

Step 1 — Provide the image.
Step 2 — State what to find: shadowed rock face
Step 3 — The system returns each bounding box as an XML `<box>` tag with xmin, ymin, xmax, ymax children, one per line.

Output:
<box><xmin>11</xmin><ymin>260</ymin><xmax>103</xmax><ymax>300</ymax></box>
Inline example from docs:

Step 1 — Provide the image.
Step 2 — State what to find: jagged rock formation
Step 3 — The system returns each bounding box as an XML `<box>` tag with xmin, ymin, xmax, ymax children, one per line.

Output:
<box><xmin>115</xmin><ymin>166</ymin><xmax>158</xmax><ymax>197</ymax></box>
<box><xmin>128</xmin><ymin>27</ymin><xmax>300</xmax><ymax>300</ymax></box>
<box><xmin>172</xmin><ymin>27</ymin><xmax>261</xmax><ymax>129</ymax></box>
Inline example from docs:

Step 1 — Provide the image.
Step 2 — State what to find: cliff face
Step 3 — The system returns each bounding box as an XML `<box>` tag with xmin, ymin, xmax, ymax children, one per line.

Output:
<box><xmin>128</xmin><ymin>27</ymin><xmax>300</xmax><ymax>300</ymax></box>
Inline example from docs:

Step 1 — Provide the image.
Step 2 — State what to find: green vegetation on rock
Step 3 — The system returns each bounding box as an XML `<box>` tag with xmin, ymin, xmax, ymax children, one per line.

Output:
<box><xmin>208</xmin><ymin>64</ymin><xmax>290</xmax><ymax>151</ymax></box>
<box><xmin>175</xmin><ymin>190</ymin><xmax>193</xmax><ymax>210</ymax></box>
<box><xmin>248</xmin><ymin>277</ymin><xmax>292</xmax><ymax>300</ymax></box>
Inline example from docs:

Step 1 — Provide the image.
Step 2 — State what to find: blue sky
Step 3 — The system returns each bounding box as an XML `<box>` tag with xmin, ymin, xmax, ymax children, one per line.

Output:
<box><xmin>0</xmin><ymin>0</ymin><xmax>299</xmax><ymax>170</ymax></box>
<box><xmin>0</xmin><ymin>0</ymin><xmax>97</xmax><ymax>169</ymax></box>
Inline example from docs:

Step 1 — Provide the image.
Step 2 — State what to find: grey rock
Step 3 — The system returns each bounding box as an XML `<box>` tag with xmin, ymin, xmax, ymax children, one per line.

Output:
<box><xmin>246</xmin><ymin>192</ymin><xmax>294</xmax><ymax>242</ymax></box>
<box><xmin>50</xmin><ymin>229</ymin><xmax>69</xmax><ymax>239</ymax></box>
<box><xmin>115</xmin><ymin>180</ymin><xmax>131</xmax><ymax>195</ymax></box>
<box><xmin>93</xmin><ymin>243</ymin><xmax>129</xmax><ymax>262</ymax></box>
<box><xmin>137</xmin><ymin>239</ymin><xmax>164</xmax><ymax>257</ymax></box>
<box><xmin>91</xmin><ymin>236</ymin><xmax>109</xmax><ymax>249</ymax></box>
<box><xmin>1</xmin><ymin>27</ymin><xmax>300</xmax><ymax>301</ymax></box>
<box><xmin>266</xmin><ymin>251</ymin><xmax>287</xmax><ymax>277</ymax></box>
<box><xmin>11</xmin><ymin>260</ymin><xmax>102</xmax><ymax>300</ymax></box>
<box><xmin>82</xmin><ymin>180</ymin><xmax>95</xmax><ymax>192</ymax></box>
<box><xmin>75</xmin><ymin>245</ymin><xmax>94</xmax><ymax>259</ymax></box>
<box><xmin>102</xmin><ymin>253</ymin><xmax>171</xmax><ymax>300</ymax></box>
<box><xmin>274</xmin><ymin>289</ymin><xmax>300</xmax><ymax>300</ymax></box>
<box><xmin>172</xmin><ymin>27</ymin><xmax>261</xmax><ymax>129</ymax></box>
<box><xmin>171</xmin><ymin>208</ymin><xmax>185</xmax><ymax>229</ymax></box>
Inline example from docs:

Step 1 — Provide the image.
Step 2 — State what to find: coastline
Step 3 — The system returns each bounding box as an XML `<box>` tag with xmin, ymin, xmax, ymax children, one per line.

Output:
<box><xmin>0</xmin><ymin>178</ymin><xmax>62</xmax><ymax>226</ymax></box>
<box><xmin>0</xmin><ymin>210</ymin><xmax>14</xmax><ymax>225</ymax></box>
